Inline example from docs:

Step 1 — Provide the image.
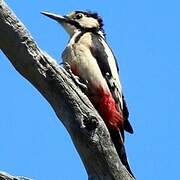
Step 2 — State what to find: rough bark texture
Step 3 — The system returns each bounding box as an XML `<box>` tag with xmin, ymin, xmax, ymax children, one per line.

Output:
<box><xmin>0</xmin><ymin>1</ymin><xmax>134</xmax><ymax>179</ymax></box>
<box><xmin>0</xmin><ymin>172</ymin><xmax>31</xmax><ymax>180</ymax></box>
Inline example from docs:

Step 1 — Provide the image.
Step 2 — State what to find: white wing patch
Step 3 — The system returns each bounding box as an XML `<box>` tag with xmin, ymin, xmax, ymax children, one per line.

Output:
<box><xmin>99</xmin><ymin>37</ymin><xmax>123</xmax><ymax>109</ymax></box>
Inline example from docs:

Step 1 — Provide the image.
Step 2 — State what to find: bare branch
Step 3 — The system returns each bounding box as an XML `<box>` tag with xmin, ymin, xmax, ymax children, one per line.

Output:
<box><xmin>0</xmin><ymin>171</ymin><xmax>31</xmax><ymax>180</ymax></box>
<box><xmin>0</xmin><ymin>0</ymin><xmax>134</xmax><ymax>179</ymax></box>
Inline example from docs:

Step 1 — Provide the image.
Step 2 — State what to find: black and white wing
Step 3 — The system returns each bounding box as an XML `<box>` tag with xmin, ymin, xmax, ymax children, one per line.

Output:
<box><xmin>90</xmin><ymin>33</ymin><xmax>133</xmax><ymax>134</ymax></box>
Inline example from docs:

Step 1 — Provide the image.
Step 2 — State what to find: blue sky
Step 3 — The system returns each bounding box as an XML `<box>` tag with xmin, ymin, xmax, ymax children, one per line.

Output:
<box><xmin>0</xmin><ymin>0</ymin><xmax>179</xmax><ymax>179</ymax></box>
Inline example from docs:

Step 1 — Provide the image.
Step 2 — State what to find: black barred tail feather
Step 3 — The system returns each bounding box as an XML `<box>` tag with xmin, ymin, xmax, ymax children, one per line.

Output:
<box><xmin>109</xmin><ymin>130</ymin><xmax>135</xmax><ymax>178</ymax></box>
<box><xmin>124</xmin><ymin>119</ymin><xmax>134</xmax><ymax>134</ymax></box>
<box><xmin>122</xmin><ymin>95</ymin><xmax>134</xmax><ymax>134</ymax></box>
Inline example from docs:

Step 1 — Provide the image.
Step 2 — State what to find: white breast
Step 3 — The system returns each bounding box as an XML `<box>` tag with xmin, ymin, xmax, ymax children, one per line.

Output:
<box><xmin>62</xmin><ymin>32</ymin><xmax>109</xmax><ymax>93</ymax></box>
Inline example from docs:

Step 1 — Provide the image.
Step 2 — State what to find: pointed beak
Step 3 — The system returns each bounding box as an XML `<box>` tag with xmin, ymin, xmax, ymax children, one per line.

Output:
<box><xmin>41</xmin><ymin>11</ymin><xmax>68</xmax><ymax>24</ymax></box>
<box><xmin>41</xmin><ymin>11</ymin><xmax>78</xmax><ymax>36</ymax></box>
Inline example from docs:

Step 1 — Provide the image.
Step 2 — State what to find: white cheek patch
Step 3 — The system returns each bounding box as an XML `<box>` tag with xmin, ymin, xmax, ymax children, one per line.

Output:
<box><xmin>78</xmin><ymin>17</ymin><xmax>99</xmax><ymax>29</ymax></box>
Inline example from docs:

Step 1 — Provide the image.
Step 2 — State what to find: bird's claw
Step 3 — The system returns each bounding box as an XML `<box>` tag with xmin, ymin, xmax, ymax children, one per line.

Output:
<box><xmin>64</xmin><ymin>62</ymin><xmax>71</xmax><ymax>70</ymax></box>
<box><xmin>74</xmin><ymin>77</ymin><xmax>88</xmax><ymax>92</ymax></box>
<box><xmin>64</xmin><ymin>62</ymin><xmax>88</xmax><ymax>92</ymax></box>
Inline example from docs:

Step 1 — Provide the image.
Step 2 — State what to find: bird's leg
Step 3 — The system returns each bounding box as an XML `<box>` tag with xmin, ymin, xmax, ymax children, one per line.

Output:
<box><xmin>64</xmin><ymin>62</ymin><xmax>88</xmax><ymax>92</ymax></box>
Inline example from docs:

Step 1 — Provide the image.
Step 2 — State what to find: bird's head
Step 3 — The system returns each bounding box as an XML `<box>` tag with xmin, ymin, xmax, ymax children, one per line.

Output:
<box><xmin>41</xmin><ymin>11</ymin><xmax>105</xmax><ymax>37</ymax></box>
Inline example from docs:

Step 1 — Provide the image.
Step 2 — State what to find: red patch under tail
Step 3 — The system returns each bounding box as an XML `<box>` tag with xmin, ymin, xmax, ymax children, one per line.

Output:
<box><xmin>90</xmin><ymin>87</ymin><xmax>134</xmax><ymax>177</ymax></box>
<box><xmin>90</xmin><ymin>87</ymin><xmax>124</xmax><ymax>131</ymax></box>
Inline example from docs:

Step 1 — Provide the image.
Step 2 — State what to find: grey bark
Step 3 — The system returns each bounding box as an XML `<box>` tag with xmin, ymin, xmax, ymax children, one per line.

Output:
<box><xmin>0</xmin><ymin>0</ymin><xmax>134</xmax><ymax>179</ymax></box>
<box><xmin>0</xmin><ymin>172</ymin><xmax>31</xmax><ymax>180</ymax></box>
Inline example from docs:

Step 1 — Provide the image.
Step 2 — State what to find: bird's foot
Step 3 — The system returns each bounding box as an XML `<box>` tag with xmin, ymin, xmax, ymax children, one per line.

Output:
<box><xmin>64</xmin><ymin>62</ymin><xmax>88</xmax><ymax>92</ymax></box>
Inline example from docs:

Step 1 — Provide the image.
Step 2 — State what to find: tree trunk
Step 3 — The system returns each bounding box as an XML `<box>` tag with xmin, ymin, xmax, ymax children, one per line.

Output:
<box><xmin>0</xmin><ymin>0</ymin><xmax>134</xmax><ymax>179</ymax></box>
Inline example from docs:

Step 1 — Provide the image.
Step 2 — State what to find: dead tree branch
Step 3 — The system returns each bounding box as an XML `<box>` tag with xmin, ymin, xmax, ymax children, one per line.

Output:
<box><xmin>0</xmin><ymin>1</ymin><xmax>134</xmax><ymax>179</ymax></box>
<box><xmin>0</xmin><ymin>171</ymin><xmax>31</xmax><ymax>180</ymax></box>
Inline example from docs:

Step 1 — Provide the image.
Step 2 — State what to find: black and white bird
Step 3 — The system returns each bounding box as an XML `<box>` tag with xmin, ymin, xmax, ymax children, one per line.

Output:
<box><xmin>42</xmin><ymin>10</ymin><xmax>134</xmax><ymax>176</ymax></box>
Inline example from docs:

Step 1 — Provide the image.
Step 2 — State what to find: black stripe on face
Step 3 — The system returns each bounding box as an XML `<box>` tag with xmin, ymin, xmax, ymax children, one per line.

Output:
<box><xmin>68</xmin><ymin>19</ymin><xmax>99</xmax><ymax>33</ymax></box>
<box><xmin>64</xmin><ymin>17</ymin><xmax>82</xmax><ymax>29</ymax></box>
<box><xmin>65</xmin><ymin>14</ymin><xmax>100</xmax><ymax>33</ymax></box>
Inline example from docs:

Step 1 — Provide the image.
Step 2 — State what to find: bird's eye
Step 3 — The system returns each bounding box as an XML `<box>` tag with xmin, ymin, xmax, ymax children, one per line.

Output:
<box><xmin>75</xmin><ymin>13</ymin><xmax>83</xmax><ymax>19</ymax></box>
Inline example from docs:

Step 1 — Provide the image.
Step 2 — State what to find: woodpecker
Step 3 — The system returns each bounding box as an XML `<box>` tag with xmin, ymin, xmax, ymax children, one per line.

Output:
<box><xmin>42</xmin><ymin>11</ymin><xmax>134</xmax><ymax>176</ymax></box>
